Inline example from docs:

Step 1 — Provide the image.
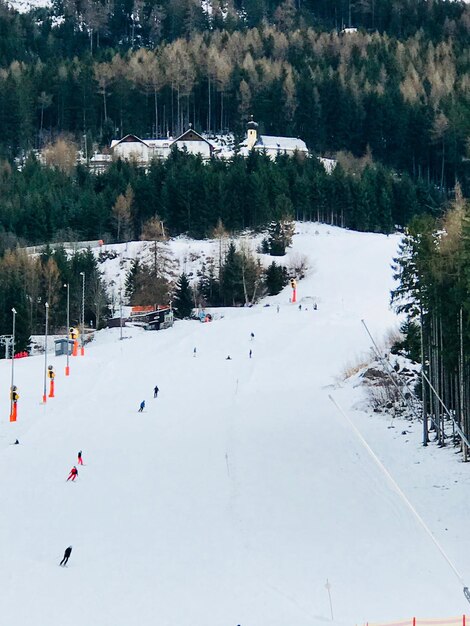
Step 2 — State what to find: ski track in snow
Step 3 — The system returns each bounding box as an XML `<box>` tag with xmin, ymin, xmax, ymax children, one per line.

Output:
<box><xmin>1</xmin><ymin>224</ymin><xmax>470</xmax><ymax>625</ymax></box>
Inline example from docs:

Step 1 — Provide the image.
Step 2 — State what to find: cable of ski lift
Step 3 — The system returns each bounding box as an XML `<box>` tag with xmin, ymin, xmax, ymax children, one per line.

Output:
<box><xmin>362</xmin><ymin>319</ymin><xmax>445</xmax><ymax>437</ymax></box>
<box><xmin>361</xmin><ymin>319</ymin><xmax>423</xmax><ymax>422</ymax></box>
<box><xmin>328</xmin><ymin>393</ymin><xmax>470</xmax><ymax>605</ymax></box>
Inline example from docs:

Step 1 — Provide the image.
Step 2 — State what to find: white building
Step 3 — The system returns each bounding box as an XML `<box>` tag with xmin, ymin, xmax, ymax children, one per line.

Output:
<box><xmin>110</xmin><ymin>127</ymin><xmax>214</xmax><ymax>163</ymax></box>
<box><xmin>110</xmin><ymin>134</ymin><xmax>151</xmax><ymax>162</ymax></box>
<box><xmin>104</xmin><ymin>119</ymin><xmax>328</xmax><ymax>170</ymax></box>
<box><xmin>172</xmin><ymin>127</ymin><xmax>213</xmax><ymax>159</ymax></box>
<box><xmin>242</xmin><ymin>117</ymin><xmax>309</xmax><ymax>159</ymax></box>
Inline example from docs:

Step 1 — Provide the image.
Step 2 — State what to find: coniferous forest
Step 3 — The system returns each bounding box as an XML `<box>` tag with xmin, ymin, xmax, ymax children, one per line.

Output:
<box><xmin>0</xmin><ymin>0</ymin><xmax>468</xmax><ymax>193</ymax></box>
<box><xmin>392</xmin><ymin>188</ymin><xmax>470</xmax><ymax>455</ymax></box>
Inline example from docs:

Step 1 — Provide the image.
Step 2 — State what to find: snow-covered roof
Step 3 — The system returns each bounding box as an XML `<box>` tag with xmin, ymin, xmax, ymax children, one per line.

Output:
<box><xmin>173</xmin><ymin>128</ymin><xmax>215</xmax><ymax>149</ymax></box>
<box><xmin>111</xmin><ymin>134</ymin><xmax>149</xmax><ymax>149</ymax></box>
<box><xmin>90</xmin><ymin>153</ymin><xmax>112</xmax><ymax>163</ymax></box>
<box><xmin>318</xmin><ymin>157</ymin><xmax>337</xmax><ymax>173</ymax></box>
<box><xmin>255</xmin><ymin>135</ymin><xmax>308</xmax><ymax>152</ymax></box>
<box><xmin>111</xmin><ymin>132</ymin><xmax>213</xmax><ymax>151</ymax></box>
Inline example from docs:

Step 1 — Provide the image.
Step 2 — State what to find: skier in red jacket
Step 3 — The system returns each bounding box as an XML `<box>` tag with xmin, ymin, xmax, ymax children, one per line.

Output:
<box><xmin>67</xmin><ymin>466</ymin><xmax>78</xmax><ymax>481</ymax></box>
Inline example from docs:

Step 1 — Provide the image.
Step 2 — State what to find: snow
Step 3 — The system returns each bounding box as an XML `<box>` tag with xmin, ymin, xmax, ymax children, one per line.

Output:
<box><xmin>7</xmin><ymin>0</ymin><xmax>50</xmax><ymax>12</ymax></box>
<box><xmin>257</xmin><ymin>135</ymin><xmax>308</xmax><ymax>152</ymax></box>
<box><xmin>1</xmin><ymin>223</ymin><xmax>470</xmax><ymax>625</ymax></box>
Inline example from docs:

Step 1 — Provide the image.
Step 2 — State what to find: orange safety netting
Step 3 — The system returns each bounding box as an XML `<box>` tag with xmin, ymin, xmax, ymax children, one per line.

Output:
<box><xmin>365</xmin><ymin>617</ymin><xmax>469</xmax><ymax>626</ymax></box>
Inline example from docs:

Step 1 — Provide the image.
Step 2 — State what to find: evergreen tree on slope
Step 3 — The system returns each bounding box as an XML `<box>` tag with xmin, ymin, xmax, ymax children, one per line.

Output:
<box><xmin>173</xmin><ymin>272</ymin><xmax>193</xmax><ymax>319</ymax></box>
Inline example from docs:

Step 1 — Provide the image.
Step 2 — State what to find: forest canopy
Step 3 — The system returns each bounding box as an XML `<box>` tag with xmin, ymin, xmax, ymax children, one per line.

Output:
<box><xmin>0</xmin><ymin>0</ymin><xmax>468</xmax><ymax>194</ymax></box>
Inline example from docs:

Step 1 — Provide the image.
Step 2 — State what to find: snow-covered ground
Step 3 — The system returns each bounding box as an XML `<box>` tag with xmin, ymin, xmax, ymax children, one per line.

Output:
<box><xmin>1</xmin><ymin>224</ymin><xmax>470</xmax><ymax>626</ymax></box>
<box><xmin>7</xmin><ymin>0</ymin><xmax>50</xmax><ymax>11</ymax></box>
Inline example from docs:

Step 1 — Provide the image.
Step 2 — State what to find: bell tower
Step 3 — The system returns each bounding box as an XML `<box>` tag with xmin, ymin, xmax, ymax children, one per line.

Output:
<box><xmin>246</xmin><ymin>115</ymin><xmax>259</xmax><ymax>150</ymax></box>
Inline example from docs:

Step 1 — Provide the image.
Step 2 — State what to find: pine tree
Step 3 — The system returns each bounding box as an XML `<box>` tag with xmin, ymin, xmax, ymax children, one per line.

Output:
<box><xmin>173</xmin><ymin>272</ymin><xmax>193</xmax><ymax>319</ymax></box>
<box><xmin>125</xmin><ymin>259</ymin><xmax>141</xmax><ymax>302</ymax></box>
<box><xmin>220</xmin><ymin>241</ymin><xmax>244</xmax><ymax>305</ymax></box>
<box><xmin>265</xmin><ymin>261</ymin><xmax>288</xmax><ymax>295</ymax></box>
<box><xmin>266</xmin><ymin>216</ymin><xmax>295</xmax><ymax>256</ymax></box>
<box><xmin>198</xmin><ymin>260</ymin><xmax>221</xmax><ymax>306</ymax></box>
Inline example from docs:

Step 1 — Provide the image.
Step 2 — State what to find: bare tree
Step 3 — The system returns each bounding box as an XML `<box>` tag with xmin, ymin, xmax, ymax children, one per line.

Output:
<box><xmin>43</xmin><ymin>137</ymin><xmax>78</xmax><ymax>174</ymax></box>
<box><xmin>212</xmin><ymin>219</ymin><xmax>229</xmax><ymax>282</ymax></box>
<box><xmin>431</xmin><ymin>112</ymin><xmax>449</xmax><ymax>188</ymax></box>
<box><xmin>112</xmin><ymin>185</ymin><xmax>133</xmax><ymax>242</ymax></box>
<box><xmin>94</xmin><ymin>61</ymin><xmax>114</xmax><ymax>121</ymax></box>
<box><xmin>239</xmin><ymin>241</ymin><xmax>263</xmax><ymax>304</ymax></box>
<box><xmin>128</xmin><ymin>49</ymin><xmax>162</xmax><ymax>136</ymax></box>
<box><xmin>43</xmin><ymin>257</ymin><xmax>61</xmax><ymax>310</ymax></box>
<box><xmin>140</xmin><ymin>216</ymin><xmax>169</xmax><ymax>277</ymax></box>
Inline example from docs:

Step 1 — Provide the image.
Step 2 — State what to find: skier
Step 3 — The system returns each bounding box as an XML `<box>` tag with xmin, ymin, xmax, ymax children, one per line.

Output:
<box><xmin>67</xmin><ymin>466</ymin><xmax>78</xmax><ymax>482</ymax></box>
<box><xmin>154</xmin><ymin>386</ymin><xmax>159</xmax><ymax>398</ymax></box>
<box><xmin>249</xmin><ymin>349</ymin><xmax>252</xmax><ymax>359</ymax></box>
<box><xmin>314</xmin><ymin>303</ymin><xmax>318</xmax><ymax>310</ymax></box>
<box><xmin>77</xmin><ymin>450</ymin><xmax>83</xmax><ymax>465</ymax></box>
<box><xmin>60</xmin><ymin>546</ymin><xmax>72</xmax><ymax>567</ymax></box>
<box><xmin>226</xmin><ymin>355</ymin><xmax>232</xmax><ymax>360</ymax></box>
<box><xmin>250</xmin><ymin>332</ymin><xmax>255</xmax><ymax>340</ymax></box>
<box><xmin>14</xmin><ymin>439</ymin><xmax>19</xmax><ymax>445</ymax></box>
<box><xmin>298</xmin><ymin>304</ymin><xmax>302</xmax><ymax>311</ymax></box>
<box><xmin>193</xmin><ymin>347</ymin><xmax>197</xmax><ymax>357</ymax></box>
<box><xmin>276</xmin><ymin>305</ymin><xmax>280</xmax><ymax>313</ymax></box>
<box><xmin>138</xmin><ymin>400</ymin><xmax>145</xmax><ymax>412</ymax></box>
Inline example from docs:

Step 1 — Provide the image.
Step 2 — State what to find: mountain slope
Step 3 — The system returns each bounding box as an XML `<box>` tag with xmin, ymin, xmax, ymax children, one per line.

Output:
<box><xmin>0</xmin><ymin>225</ymin><xmax>469</xmax><ymax>625</ymax></box>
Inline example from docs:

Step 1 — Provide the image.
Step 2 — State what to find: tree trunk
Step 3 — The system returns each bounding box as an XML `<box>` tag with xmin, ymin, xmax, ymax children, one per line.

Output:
<box><xmin>154</xmin><ymin>89</ymin><xmax>158</xmax><ymax>137</ymax></box>
<box><xmin>208</xmin><ymin>75</ymin><xmax>211</xmax><ymax>133</ymax></box>
<box><xmin>103</xmin><ymin>89</ymin><xmax>107</xmax><ymax>121</ymax></box>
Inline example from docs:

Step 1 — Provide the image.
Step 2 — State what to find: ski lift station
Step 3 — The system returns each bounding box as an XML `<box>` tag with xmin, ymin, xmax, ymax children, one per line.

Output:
<box><xmin>54</xmin><ymin>338</ymin><xmax>75</xmax><ymax>356</ymax></box>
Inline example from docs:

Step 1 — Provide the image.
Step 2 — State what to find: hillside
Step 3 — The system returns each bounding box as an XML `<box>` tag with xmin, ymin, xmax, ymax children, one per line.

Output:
<box><xmin>1</xmin><ymin>225</ymin><xmax>470</xmax><ymax>625</ymax></box>
<box><xmin>1</xmin><ymin>0</ymin><xmax>469</xmax><ymax>196</ymax></box>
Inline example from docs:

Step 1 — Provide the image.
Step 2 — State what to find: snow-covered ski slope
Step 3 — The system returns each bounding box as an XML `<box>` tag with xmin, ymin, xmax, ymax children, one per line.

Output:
<box><xmin>1</xmin><ymin>224</ymin><xmax>470</xmax><ymax>626</ymax></box>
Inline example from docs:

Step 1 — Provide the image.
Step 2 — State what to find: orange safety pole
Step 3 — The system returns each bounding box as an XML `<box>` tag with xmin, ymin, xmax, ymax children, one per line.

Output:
<box><xmin>42</xmin><ymin>392</ymin><xmax>47</xmax><ymax>403</ymax></box>
<box><xmin>412</xmin><ymin>618</ymin><xmax>416</xmax><ymax>626</ymax></box>
<box><xmin>10</xmin><ymin>402</ymin><xmax>17</xmax><ymax>422</ymax></box>
<box><xmin>463</xmin><ymin>615</ymin><xmax>466</xmax><ymax>626</ymax></box>
<box><xmin>49</xmin><ymin>378</ymin><xmax>55</xmax><ymax>398</ymax></box>
<box><xmin>73</xmin><ymin>339</ymin><xmax>78</xmax><ymax>357</ymax></box>
<box><xmin>292</xmin><ymin>288</ymin><xmax>297</xmax><ymax>303</ymax></box>
<box><xmin>65</xmin><ymin>365</ymin><xmax>70</xmax><ymax>376</ymax></box>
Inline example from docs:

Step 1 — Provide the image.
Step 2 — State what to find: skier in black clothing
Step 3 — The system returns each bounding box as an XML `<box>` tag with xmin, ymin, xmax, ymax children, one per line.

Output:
<box><xmin>60</xmin><ymin>546</ymin><xmax>72</xmax><ymax>566</ymax></box>
<box><xmin>154</xmin><ymin>386</ymin><xmax>159</xmax><ymax>398</ymax></box>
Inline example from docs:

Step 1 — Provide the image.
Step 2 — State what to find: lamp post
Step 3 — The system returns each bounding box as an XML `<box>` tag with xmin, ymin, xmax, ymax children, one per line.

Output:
<box><xmin>42</xmin><ymin>302</ymin><xmax>49</xmax><ymax>403</ymax></box>
<box><xmin>80</xmin><ymin>272</ymin><xmax>85</xmax><ymax>356</ymax></box>
<box><xmin>119</xmin><ymin>288</ymin><xmax>123</xmax><ymax>341</ymax></box>
<box><xmin>64</xmin><ymin>283</ymin><xmax>70</xmax><ymax>376</ymax></box>
<box><xmin>9</xmin><ymin>307</ymin><xmax>16</xmax><ymax>420</ymax></box>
